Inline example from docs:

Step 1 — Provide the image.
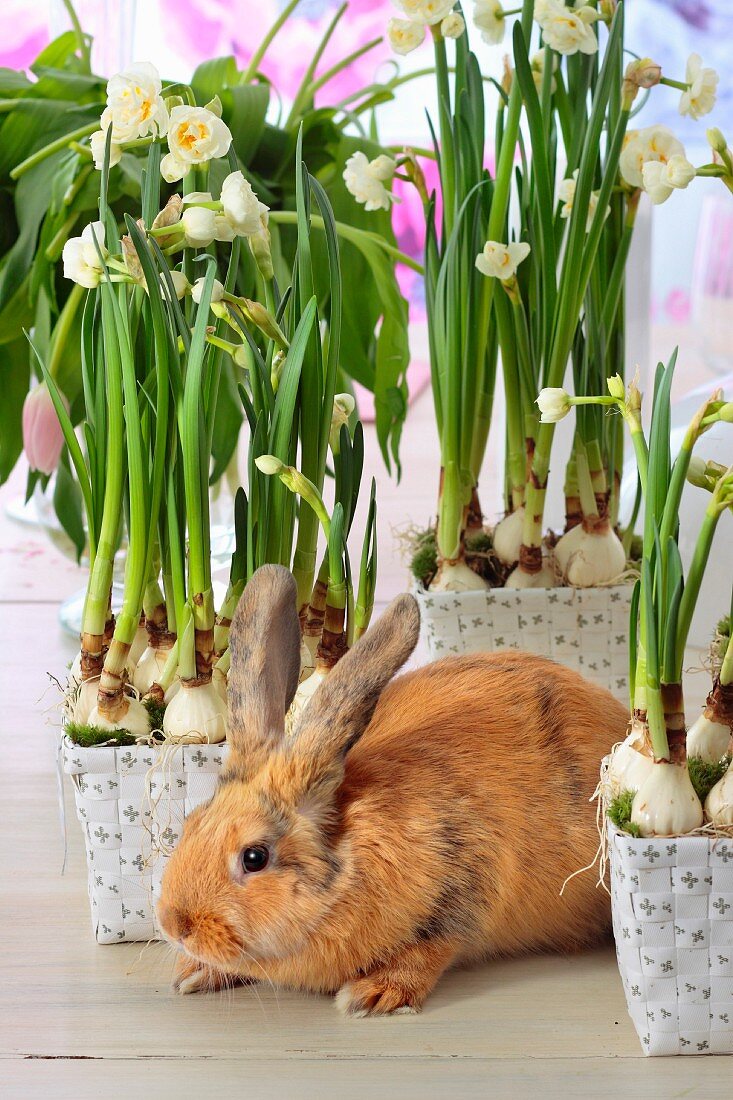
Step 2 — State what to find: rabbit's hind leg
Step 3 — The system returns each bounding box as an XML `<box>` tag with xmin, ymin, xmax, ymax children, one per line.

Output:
<box><xmin>335</xmin><ymin>937</ymin><xmax>457</xmax><ymax>1018</ymax></box>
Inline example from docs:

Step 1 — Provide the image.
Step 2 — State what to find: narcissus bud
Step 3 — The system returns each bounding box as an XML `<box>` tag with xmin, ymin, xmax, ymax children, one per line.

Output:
<box><xmin>607</xmin><ymin>374</ymin><xmax>626</xmax><ymax>400</ymax></box>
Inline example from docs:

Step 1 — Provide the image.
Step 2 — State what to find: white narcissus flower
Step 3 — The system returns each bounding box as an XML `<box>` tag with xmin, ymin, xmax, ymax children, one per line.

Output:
<box><xmin>475</xmin><ymin>240</ymin><xmax>531</xmax><ymax>280</ymax></box>
<box><xmin>530</xmin><ymin>48</ymin><xmax>558</xmax><ymax>93</ymax></box>
<box><xmin>558</xmin><ymin>171</ymin><xmax>578</xmax><ymax>220</ymax></box>
<box><xmin>181</xmin><ymin>191</ymin><xmax>214</xmax><ymax>205</ymax></box>
<box><xmin>393</xmin><ymin>0</ymin><xmax>455</xmax><ymax>24</ymax></box>
<box><xmin>167</xmin><ymin>271</ymin><xmax>190</xmax><ymax>300</ymax></box>
<box><xmin>641</xmin><ymin>154</ymin><xmax>696</xmax><ymax>204</ymax></box>
<box><xmin>62</xmin><ymin>222</ymin><xmax>108</xmax><ymax>288</ymax></box>
<box><xmin>557</xmin><ymin>169</ymin><xmax>607</xmax><ymax>231</ymax></box>
<box><xmin>441</xmin><ymin>11</ymin><xmax>466</xmax><ymax>38</ymax></box>
<box><xmin>679</xmin><ymin>53</ymin><xmax>719</xmax><ymax>120</ymax></box>
<box><xmin>90</xmin><ymin>119</ymin><xmax>123</xmax><ymax>170</ymax></box>
<box><xmin>221</xmin><ymin>171</ymin><xmax>269</xmax><ymax>237</ymax></box>
<box><xmin>161</xmin><ymin>105</ymin><xmax>233</xmax><ymax>183</ymax></box>
<box><xmin>473</xmin><ymin>0</ymin><xmax>505</xmax><ymax>45</ymax></box>
<box><xmin>535</xmin><ymin>0</ymin><xmax>599</xmax><ymax>57</ymax></box>
<box><xmin>105</xmin><ymin>62</ymin><xmax>168</xmax><ymax>141</ymax></box>
<box><xmin>214</xmin><ymin>214</ymin><xmax>237</xmax><ymax>243</ymax></box>
<box><xmin>181</xmin><ymin>206</ymin><xmax>218</xmax><ymax>247</ymax></box>
<box><xmin>536</xmin><ymin>388</ymin><xmax>571</xmax><ymax>424</ymax></box>
<box><xmin>343</xmin><ymin>151</ymin><xmax>398</xmax><ymax>213</ymax></box>
<box><xmin>387</xmin><ymin>17</ymin><xmax>425</xmax><ymax>55</ymax></box>
<box><xmin>619</xmin><ymin>125</ymin><xmax>686</xmax><ymax>189</ymax></box>
<box><xmin>191</xmin><ymin>277</ymin><xmax>225</xmax><ymax>305</ymax></box>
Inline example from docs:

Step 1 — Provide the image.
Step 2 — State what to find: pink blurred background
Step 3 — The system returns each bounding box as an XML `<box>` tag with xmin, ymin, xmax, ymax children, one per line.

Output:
<box><xmin>5</xmin><ymin>0</ymin><xmax>733</xmax><ymax>348</ymax></box>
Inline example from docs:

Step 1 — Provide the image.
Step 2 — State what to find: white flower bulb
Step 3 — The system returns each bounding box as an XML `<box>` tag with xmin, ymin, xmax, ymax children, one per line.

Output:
<box><xmin>492</xmin><ymin>508</ymin><xmax>525</xmax><ymax>566</ymax></box>
<box><xmin>285</xmin><ymin>665</ymin><xmax>328</xmax><ymax>736</ymax></box>
<box><xmin>132</xmin><ymin>645</ymin><xmax>172</xmax><ymax>696</ymax></box>
<box><xmin>607</xmin><ymin>725</ymin><xmax>655</xmax><ymax>796</ymax></box>
<box><xmin>73</xmin><ymin>679</ymin><xmax>99</xmax><ymax>725</ymax></box>
<box><xmin>631</xmin><ymin>762</ymin><xmax>703</xmax><ymax>837</ymax></box>
<box><xmin>430</xmin><ymin>558</ymin><xmax>490</xmax><ymax>592</ymax></box>
<box><xmin>88</xmin><ymin>695</ymin><xmax>150</xmax><ymax>737</ymax></box>
<box><xmin>163</xmin><ymin>679</ymin><xmax>180</xmax><ymax>705</ymax></box>
<box><xmin>704</xmin><ymin>759</ymin><xmax>733</xmax><ymax>827</ymax></box>
<box><xmin>504</xmin><ymin>560</ymin><xmax>556</xmax><ymax>590</ymax></box>
<box><xmin>687</xmin><ymin>713</ymin><xmax>731</xmax><ymax>763</ymax></box>
<box><xmin>162</xmin><ymin>680</ymin><xmax>227</xmax><ymax>744</ymax></box>
<box><xmin>562</xmin><ymin>525</ymin><xmax>626</xmax><ymax>588</ymax></box>
<box><xmin>553</xmin><ymin>523</ymin><xmax>584</xmax><ymax>576</ymax></box>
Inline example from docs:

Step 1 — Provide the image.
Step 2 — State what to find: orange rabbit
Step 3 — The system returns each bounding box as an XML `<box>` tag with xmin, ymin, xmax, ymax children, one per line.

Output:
<box><xmin>158</xmin><ymin>565</ymin><xmax>627</xmax><ymax>1015</ymax></box>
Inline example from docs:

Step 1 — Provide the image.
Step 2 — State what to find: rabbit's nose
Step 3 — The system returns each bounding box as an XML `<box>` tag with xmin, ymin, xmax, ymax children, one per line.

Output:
<box><xmin>158</xmin><ymin>902</ymin><xmax>192</xmax><ymax>941</ymax></box>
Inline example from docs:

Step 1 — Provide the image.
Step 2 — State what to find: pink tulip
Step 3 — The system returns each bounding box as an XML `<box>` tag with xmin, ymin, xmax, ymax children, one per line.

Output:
<box><xmin>22</xmin><ymin>382</ymin><xmax>68</xmax><ymax>475</ymax></box>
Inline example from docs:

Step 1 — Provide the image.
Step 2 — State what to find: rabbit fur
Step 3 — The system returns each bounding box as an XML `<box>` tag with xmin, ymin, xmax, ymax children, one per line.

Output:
<box><xmin>157</xmin><ymin>564</ymin><xmax>627</xmax><ymax>1016</ymax></box>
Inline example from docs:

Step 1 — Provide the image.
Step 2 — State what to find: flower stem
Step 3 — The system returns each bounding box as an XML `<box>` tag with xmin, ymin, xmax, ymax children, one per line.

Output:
<box><xmin>10</xmin><ymin>121</ymin><xmax>98</xmax><ymax>179</ymax></box>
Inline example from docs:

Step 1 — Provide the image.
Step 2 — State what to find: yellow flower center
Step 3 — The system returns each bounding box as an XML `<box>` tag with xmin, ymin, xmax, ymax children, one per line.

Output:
<box><xmin>177</xmin><ymin>123</ymin><xmax>208</xmax><ymax>153</ymax></box>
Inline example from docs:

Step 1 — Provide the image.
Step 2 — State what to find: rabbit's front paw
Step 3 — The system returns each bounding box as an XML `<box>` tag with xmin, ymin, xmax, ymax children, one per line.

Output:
<box><xmin>335</xmin><ymin>938</ymin><xmax>457</xmax><ymax>1018</ymax></box>
<box><xmin>171</xmin><ymin>954</ymin><xmax>233</xmax><ymax>995</ymax></box>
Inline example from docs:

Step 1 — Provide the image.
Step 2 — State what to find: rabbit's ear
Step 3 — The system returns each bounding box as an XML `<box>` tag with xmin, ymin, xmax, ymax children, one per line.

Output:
<box><xmin>289</xmin><ymin>594</ymin><xmax>420</xmax><ymax>801</ymax></box>
<box><xmin>226</xmin><ymin>565</ymin><xmax>301</xmax><ymax>776</ymax></box>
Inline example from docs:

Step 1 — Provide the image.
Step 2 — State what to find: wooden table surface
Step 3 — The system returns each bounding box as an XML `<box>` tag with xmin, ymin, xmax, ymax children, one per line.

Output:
<box><xmin>1</xmin><ymin>382</ymin><xmax>730</xmax><ymax>1099</ymax></box>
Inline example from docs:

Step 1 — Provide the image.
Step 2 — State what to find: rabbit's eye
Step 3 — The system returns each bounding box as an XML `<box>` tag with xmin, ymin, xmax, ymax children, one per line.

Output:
<box><xmin>241</xmin><ymin>845</ymin><xmax>269</xmax><ymax>873</ymax></box>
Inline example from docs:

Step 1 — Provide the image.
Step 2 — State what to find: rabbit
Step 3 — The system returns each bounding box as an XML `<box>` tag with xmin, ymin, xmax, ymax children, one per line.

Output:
<box><xmin>157</xmin><ymin>563</ymin><xmax>628</xmax><ymax>1016</ymax></box>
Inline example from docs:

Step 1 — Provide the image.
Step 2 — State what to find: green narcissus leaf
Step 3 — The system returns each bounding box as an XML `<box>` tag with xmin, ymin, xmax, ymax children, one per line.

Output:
<box><xmin>0</xmin><ymin>113</ymin><xmax>97</xmax><ymax>322</ymax></box>
<box><xmin>210</xmin><ymin>358</ymin><xmax>243</xmax><ymax>485</ymax></box>
<box><xmin>30</xmin><ymin>31</ymin><xmax>89</xmax><ymax>76</ymax></box>
<box><xmin>0</xmin><ymin>335</ymin><xmax>29</xmax><ymax>483</ymax></box>
<box><xmin>191</xmin><ymin>56</ymin><xmax>270</xmax><ymax>165</ymax></box>
<box><xmin>30</xmin><ymin>68</ymin><xmax>104</xmax><ymax>103</ymax></box>
<box><xmin>0</xmin><ymin>100</ymin><xmax>98</xmax><ymax>181</ymax></box>
<box><xmin>0</xmin><ymin>68</ymin><xmax>33</xmax><ymax>97</ymax></box>
<box><xmin>0</xmin><ymin>273</ymin><xmax>33</xmax><ymax>346</ymax></box>
<box><xmin>53</xmin><ymin>449</ymin><xmax>86</xmax><ymax>562</ymax></box>
<box><xmin>289</xmin><ymin>129</ymin><xmax>410</xmax><ymax>474</ymax></box>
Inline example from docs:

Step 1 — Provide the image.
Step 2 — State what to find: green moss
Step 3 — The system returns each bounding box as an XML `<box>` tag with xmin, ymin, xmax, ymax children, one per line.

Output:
<box><xmin>716</xmin><ymin>615</ymin><xmax>731</xmax><ymax>639</ymax></box>
<box><xmin>143</xmin><ymin>695</ymin><xmax>166</xmax><ymax>733</ymax></box>
<box><xmin>65</xmin><ymin>723</ymin><xmax>137</xmax><ymax>747</ymax></box>
<box><xmin>465</xmin><ymin>530</ymin><xmax>493</xmax><ymax>555</ymax></box>
<box><xmin>688</xmin><ymin>754</ymin><xmax>731</xmax><ymax>803</ymax></box>
<box><xmin>408</xmin><ymin>524</ymin><xmax>508</xmax><ymax>588</ymax></box>
<box><xmin>409</xmin><ymin>528</ymin><xmax>438</xmax><ymax>587</ymax></box>
<box><xmin>607</xmin><ymin>789</ymin><xmax>642</xmax><ymax>837</ymax></box>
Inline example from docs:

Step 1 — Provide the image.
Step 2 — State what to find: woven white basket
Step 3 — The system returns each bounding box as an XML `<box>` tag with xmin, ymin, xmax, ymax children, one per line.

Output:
<box><xmin>415</xmin><ymin>583</ymin><xmax>632</xmax><ymax>701</ymax></box>
<box><xmin>609</xmin><ymin>823</ymin><xmax>733</xmax><ymax>1056</ymax></box>
<box><xmin>63</xmin><ymin>737</ymin><xmax>229</xmax><ymax>943</ymax></box>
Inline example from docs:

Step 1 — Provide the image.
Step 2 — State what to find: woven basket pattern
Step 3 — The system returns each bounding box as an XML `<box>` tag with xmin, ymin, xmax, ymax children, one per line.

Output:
<box><xmin>415</xmin><ymin>584</ymin><xmax>632</xmax><ymax>701</ymax></box>
<box><xmin>63</xmin><ymin>737</ymin><xmax>229</xmax><ymax>943</ymax></box>
<box><xmin>610</xmin><ymin>825</ymin><xmax>733</xmax><ymax>1056</ymax></box>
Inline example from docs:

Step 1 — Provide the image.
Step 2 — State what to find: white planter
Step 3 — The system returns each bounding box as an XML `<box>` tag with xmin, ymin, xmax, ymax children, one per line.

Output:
<box><xmin>610</xmin><ymin>823</ymin><xmax>733</xmax><ymax>1056</ymax></box>
<box><xmin>415</xmin><ymin>584</ymin><xmax>632</xmax><ymax>701</ymax></box>
<box><xmin>62</xmin><ymin>737</ymin><xmax>228</xmax><ymax>943</ymax></box>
